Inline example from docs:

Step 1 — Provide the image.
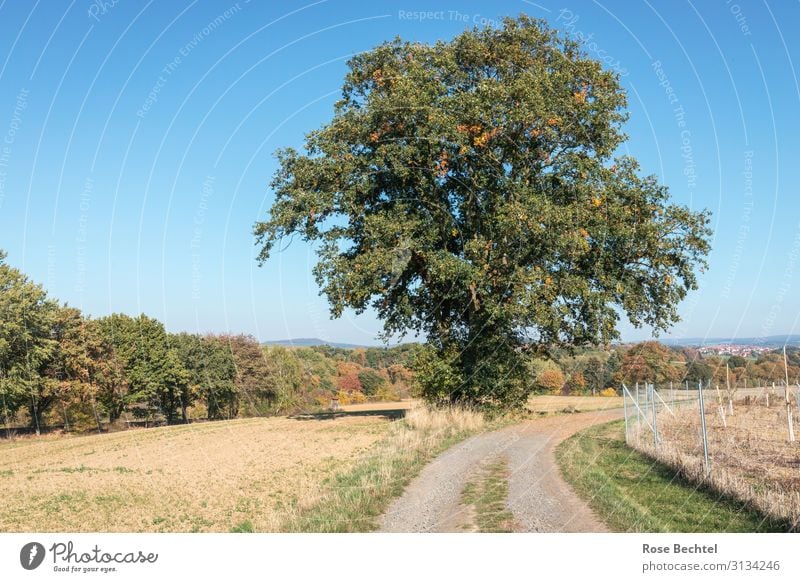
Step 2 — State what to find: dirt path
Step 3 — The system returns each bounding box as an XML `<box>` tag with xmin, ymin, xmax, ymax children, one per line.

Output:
<box><xmin>379</xmin><ymin>409</ymin><xmax>622</xmax><ymax>532</ymax></box>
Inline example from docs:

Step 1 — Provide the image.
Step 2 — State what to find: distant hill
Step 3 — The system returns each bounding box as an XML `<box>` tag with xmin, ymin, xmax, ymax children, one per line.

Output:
<box><xmin>268</xmin><ymin>335</ymin><xmax>800</xmax><ymax>349</ymax></box>
<box><xmin>660</xmin><ymin>335</ymin><xmax>800</xmax><ymax>348</ymax></box>
<box><xmin>263</xmin><ymin>338</ymin><xmax>369</xmax><ymax>349</ymax></box>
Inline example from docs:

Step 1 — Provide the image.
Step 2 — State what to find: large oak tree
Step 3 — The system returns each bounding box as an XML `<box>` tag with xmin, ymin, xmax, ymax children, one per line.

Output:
<box><xmin>254</xmin><ymin>16</ymin><xmax>711</xmax><ymax>408</ymax></box>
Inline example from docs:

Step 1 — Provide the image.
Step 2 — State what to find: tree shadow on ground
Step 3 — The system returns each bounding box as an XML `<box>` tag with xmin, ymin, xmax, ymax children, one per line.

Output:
<box><xmin>289</xmin><ymin>409</ymin><xmax>408</xmax><ymax>422</ymax></box>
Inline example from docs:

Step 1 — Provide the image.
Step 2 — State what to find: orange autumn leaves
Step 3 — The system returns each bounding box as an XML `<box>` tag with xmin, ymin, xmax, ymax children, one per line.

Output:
<box><xmin>456</xmin><ymin>123</ymin><xmax>499</xmax><ymax>148</ymax></box>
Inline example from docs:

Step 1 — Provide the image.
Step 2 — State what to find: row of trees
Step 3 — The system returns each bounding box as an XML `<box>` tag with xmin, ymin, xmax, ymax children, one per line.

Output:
<box><xmin>0</xmin><ymin>251</ymin><xmax>413</xmax><ymax>432</ymax></box>
<box><xmin>531</xmin><ymin>341</ymin><xmax>800</xmax><ymax>396</ymax></box>
<box><xmin>617</xmin><ymin>341</ymin><xmax>800</xmax><ymax>388</ymax></box>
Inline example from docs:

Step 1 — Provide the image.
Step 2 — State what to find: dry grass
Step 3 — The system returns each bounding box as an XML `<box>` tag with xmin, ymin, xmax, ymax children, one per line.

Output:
<box><xmin>527</xmin><ymin>394</ymin><xmax>623</xmax><ymax>414</ymax></box>
<box><xmin>0</xmin><ymin>404</ymin><xmax>488</xmax><ymax>533</ymax></box>
<box><xmin>0</xmin><ymin>415</ymin><xmax>390</xmax><ymax>532</ymax></box>
<box><xmin>282</xmin><ymin>404</ymin><xmax>486</xmax><ymax>532</ymax></box>
<box><xmin>629</xmin><ymin>398</ymin><xmax>800</xmax><ymax>528</ymax></box>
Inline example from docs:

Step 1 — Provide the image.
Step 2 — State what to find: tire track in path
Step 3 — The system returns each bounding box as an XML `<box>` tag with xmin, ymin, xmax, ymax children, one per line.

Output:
<box><xmin>379</xmin><ymin>408</ymin><xmax>623</xmax><ymax>532</ymax></box>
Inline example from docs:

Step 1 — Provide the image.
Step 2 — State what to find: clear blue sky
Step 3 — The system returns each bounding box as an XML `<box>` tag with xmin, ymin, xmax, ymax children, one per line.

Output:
<box><xmin>0</xmin><ymin>0</ymin><xmax>798</xmax><ymax>345</ymax></box>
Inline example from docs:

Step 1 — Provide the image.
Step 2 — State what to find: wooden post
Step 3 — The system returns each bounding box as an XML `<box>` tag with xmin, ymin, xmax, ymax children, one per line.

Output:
<box><xmin>726</xmin><ymin>364</ymin><xmax>734</xmax><ymax>415</ymax></box>
<box><xmin>795</xmin><ymin>384</ymin><xmax>800</xmax><ymax>419</ymax></box>
<box><xmin>715</xmin><ymin>384</ymin><xmax>726</xmax><ymax>427</ymax></box>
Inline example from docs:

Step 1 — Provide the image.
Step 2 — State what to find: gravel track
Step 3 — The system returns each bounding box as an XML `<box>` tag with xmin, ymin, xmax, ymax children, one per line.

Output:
<box><xmin>379</xmin><ymin>409</ymin><xmax>622</xmax><ymax>532</ymax></box>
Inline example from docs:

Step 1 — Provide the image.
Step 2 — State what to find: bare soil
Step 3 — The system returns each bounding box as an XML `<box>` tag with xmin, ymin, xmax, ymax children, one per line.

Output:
<box><xmin>0</xmin><ymin>415</ymin><xmax>389</xmax><ymax>532</ymax></box>
<box><xmin>379</xmin><ymin>408</ymin><xmax>622</xmax><ymax>532</ymax></box>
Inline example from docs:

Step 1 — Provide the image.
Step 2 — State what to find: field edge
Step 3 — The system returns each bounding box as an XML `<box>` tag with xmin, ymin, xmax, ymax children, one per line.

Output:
<box><xmin>555</xmin><ymin>420</ymin><xmax>791</xmax><ymax>533</ymax></box>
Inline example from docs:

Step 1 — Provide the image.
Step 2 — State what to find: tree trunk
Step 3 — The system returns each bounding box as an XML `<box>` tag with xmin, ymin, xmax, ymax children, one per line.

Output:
<box><xmin>28</xmin><ymin>403</ymin><xmax>41</xmax><ymax>436</ymax></box>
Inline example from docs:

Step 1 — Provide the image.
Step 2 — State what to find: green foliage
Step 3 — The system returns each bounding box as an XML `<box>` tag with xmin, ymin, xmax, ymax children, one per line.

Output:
<box><xmin>727</xmin><ymin>355</ymin><xmax>747</xmax><ymax>369</ymax></box>
<box><xmin>0</xmin><ymin>250</ymin><xmax>415</xmax><ymax>431</ymax></box>
<box><xmin>0</xmin><ymin>252</ymin><xmax>59</xmax><ymax>427</ymax></box>
<box><xmin>411</xmin><ymin>344</ymin><xmax>464</xmax><ymax>405</ymax></box>
<box><xmin>685</xmin><ymin>359</ymin><xmax>713</xmax><ymax>385</ymax></box>
<box><xmin>98</xmin><ymin>314</ymin><xmax>189</xmax><ymax>423</ymax></box>
<box><xmin>226</xmin><ymin>335</ymin><xmax>274</xmax><ymax>417</ymax></box>
<box><xmin>230</xmin><ymin>520</ymin><xmax>254</xmax><ymax>533</ymax></box>
<box><xmin>583</xmin><ymin>356</ymin><xmax>605</xmax><ymax>395</ymax></box>
<box><xmin>357</xmin><ymin>369</ymin><xmax>386</xmax><ymax>396</ymax></box>
<box><xmin>604</xmin><ymin>350</ymin><xmax>623</xmax><ymax>386</ymax></box>
<box><xmin>171</xmin><ymin>333</ymin><xmax>237</xmax><ymax>420</ymax></box>
<box><xmin>253</xmin><ymin>16</ymin><xmax>711</xmax><ymax>410</ymax></box>
<box><xmin>261</xmin><ymin>345</ymin><xmax>304</xmax><ymax>413</ymax></box>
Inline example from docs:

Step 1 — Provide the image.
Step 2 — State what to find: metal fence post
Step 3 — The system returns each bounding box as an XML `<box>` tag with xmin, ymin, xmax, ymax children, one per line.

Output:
<box><xmin>650</xmin><ymin>383</ymin><xmax>659</xmax><ymax>446</ymax></box>
<box><xmin>698</xmin><ymin>380</ymin><xmax>710</xmax><ymax>475</ymax></box>
<box><xmin>622</xmin><ymin>383</ymin><xmax>629</xmax><ymax>444</ymax></box>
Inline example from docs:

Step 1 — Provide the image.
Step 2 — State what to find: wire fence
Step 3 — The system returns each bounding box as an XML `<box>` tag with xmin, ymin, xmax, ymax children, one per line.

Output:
<box><xmin>622</xmin><ymin>381</ymin><xmax>800</xmax><ymax>528</ymax></box>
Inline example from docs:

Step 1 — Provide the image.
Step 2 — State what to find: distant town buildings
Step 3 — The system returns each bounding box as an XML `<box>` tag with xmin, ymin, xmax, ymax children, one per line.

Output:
<box><xmin>697</xmin><ymin>344</ymin><xmax>771</xmax><ymax>357</ymax></box>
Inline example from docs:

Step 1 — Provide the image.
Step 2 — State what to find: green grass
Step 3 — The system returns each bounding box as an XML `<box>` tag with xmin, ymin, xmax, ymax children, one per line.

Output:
<box><xmin>281</xmin><ymin>407</ymin><xmax>508</xmax><ymax>532</ymax></box>
<box><xmin>230</xmin><ymin>520</ymin><xmax>254</xmax><ymax>533</ymax></box>
<box><xmin>556</xmin><ymin>420</ymin><xmax>790</xmax><ymax>532</ymax></box>
<box><xmin>461</xmin><ymin>457</ymin><xmax>516</xmax><ymax>532</ymax></box>
<box><xmin>281</xmin><ymin>429</ymin><xmax>473</xmax><ymax>532</ymax></box>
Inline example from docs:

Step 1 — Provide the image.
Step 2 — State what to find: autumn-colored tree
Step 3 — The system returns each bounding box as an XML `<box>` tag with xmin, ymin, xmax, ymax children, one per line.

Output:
<box><xmin>337</xmin><ymin>373</ymin><xmax>362</xmax><ymax>393</ymax></box>
<box><xmin>565</xmin><ymin>372</ymin><xmax>587</xmax><ymax>395</ymax></box>
<box><xmin>386</xmin><ymin>363</ymin><xmax>411</xmax><ymax>385</ymax></box>
<box><xmin>535</xmin><ymin>368</ymin><xmax>565</xmax><ymax>394</ymax></box>
<box><xmin>620</xmin><ymin>341</ymin><xmax>683</xmax><ymax>386</ymax></box>
<box><xmin>46</xmin><ymin>307</ymin><xmax>119</xmax><ymax>430</ymax></box>
<box><xmin>336</xmin><ymin>360</ymin><xmax>362</xmax><ymax>378</ymax></box>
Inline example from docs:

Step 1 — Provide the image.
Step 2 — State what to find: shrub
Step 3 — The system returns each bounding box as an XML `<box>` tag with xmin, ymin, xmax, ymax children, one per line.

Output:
<box><xmin>599</xmin><ymin>387</ymin><xmax>618</xmax><ymax>397</ymax></box>
<box><xmin>336</xmin><ymin>389</ymin><xmax>366</xmax><ymax>405</ymax></box>
<box><xmin>357</xmin><ymin>370</ymin><xmax>387</xmax><ymax>396</ymax></box>
<box><xmin>534</xmin><ymin>368</ymin><xmax>565</xmax><ymax>394</ymax></box>
<box><xmin>373</xmin><ymin>384</ymin><xmax>399</xmax><ymax>402</ymax></box>
<box><xmin>336</xmin><ymin>373</ymin><xmax>362</xmax><ymax>392</ymax></box>
<box><xmin>566</xmin><ymin>372</ymin><xmax>587</xmax><ymax>394</ymax></box>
